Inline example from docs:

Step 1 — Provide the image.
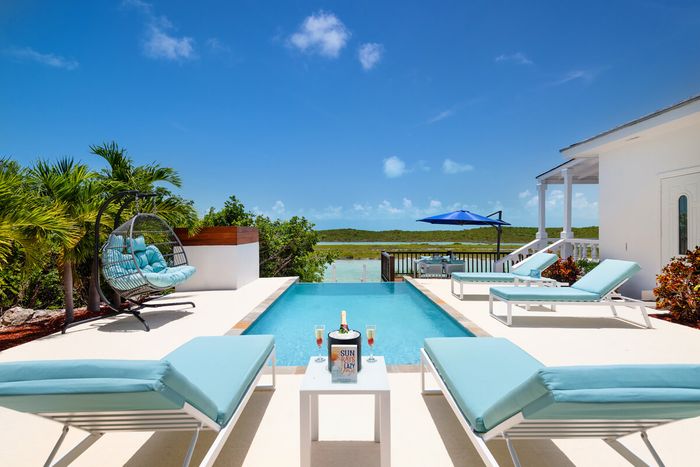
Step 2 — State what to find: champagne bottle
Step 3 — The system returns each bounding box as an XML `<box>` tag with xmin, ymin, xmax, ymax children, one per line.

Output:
<box><xmin>339</xmin><ymin>310</ymin><xmax>349</xmax><ymax>334</ymax></box>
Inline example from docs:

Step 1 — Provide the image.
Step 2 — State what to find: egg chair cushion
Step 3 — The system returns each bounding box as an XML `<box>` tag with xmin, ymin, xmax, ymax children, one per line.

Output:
<box><xmin>145</xmin><ymin>245</ymin><xmax>168</xmax><ymax>272</ymax></box>
<box><xmin>143</xmin><ymin>265</ymin><xmax>197</xmax><ymax>289</ymax></box>
<box><xmin>127</xmin><ymin>236</ymin><xmax>148</xmax><ymax>253</ymax></box>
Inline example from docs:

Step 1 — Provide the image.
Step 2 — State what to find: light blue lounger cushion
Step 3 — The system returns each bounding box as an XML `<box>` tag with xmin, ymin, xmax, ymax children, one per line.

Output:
<box><xmin>452</xmin><ymin>253</ymin><xmax>557</xmax><ymax>283</ymax></box>
<box><xmin>164</xmin><ymin>335</ymin><xmax>274</xmax><ymax>425</ymax></box>
<box><xmin>490</xmin><ymin>286</ymin><xmax>600</xmax><ymax>302</ymax></box>
<box><xmin>0</xmin><ymin>360</ymin><xmax>219</xmax><ymax>420</ymax></box>
<box><xmin>571</xmin><ymin>259</ymin><xmax>641</xmax><ymax>297</ymax></box>
<box><xmin>453</xmin><ymin>272</ymin><xmax>519</xmax><ymax>283</ymax></box>
<box><xmin>490</xmin><ymin>259</ymin><xmax>641</xmax><ymax>302</ymax></box>
<box><xmin>424</xmin><ymin>337</ymin><xmax>544</xmax><ymax>433</ymax></box>
<box><xmin>0</xmin><ymin>335</ymin><xmax>274</xmax><ymax>427</ymax></box>
<box><xmin>520</xmin><ymin>365</ymin><xmax>700</xmax><ymax>421</ymax></box>
<box><xmin>511</xmin><ymin>253</ymin><xmax>559</xmax><ymax>277</ymax></box>
<box><xmin>425</xmin><ymin>337</ymin><xmax>700</xmax><ymax>433</ymax></box>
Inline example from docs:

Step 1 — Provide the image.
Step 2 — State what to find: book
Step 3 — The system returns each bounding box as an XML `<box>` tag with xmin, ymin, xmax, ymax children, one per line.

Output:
<box><xmin>330</xmin><ymin>344</ymin><xmax>358</xmax><ymax>383</ymax></box>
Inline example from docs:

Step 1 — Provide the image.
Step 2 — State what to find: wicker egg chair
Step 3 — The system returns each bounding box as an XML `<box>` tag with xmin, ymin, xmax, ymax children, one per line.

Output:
<box><xmin>63</xmin><ymin>191</ymin><xmax>196</xmax><ymax>333</ymax></box>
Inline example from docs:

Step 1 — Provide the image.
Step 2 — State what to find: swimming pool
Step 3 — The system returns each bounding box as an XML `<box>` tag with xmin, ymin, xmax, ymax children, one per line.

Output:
<box><xmin>243</xmin><ymin>282</ymin><xmax>473</xmax><ymax>365</ymax></box>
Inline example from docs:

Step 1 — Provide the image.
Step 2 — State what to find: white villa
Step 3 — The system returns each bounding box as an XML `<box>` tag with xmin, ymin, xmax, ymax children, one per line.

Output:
<box><xmin>517</xmin><ymin>94</ymin><xmax>700</xmax><ymax>299</ymax></box>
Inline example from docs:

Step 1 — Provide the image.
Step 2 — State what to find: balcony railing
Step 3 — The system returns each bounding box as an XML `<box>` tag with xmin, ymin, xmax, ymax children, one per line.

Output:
<box><xmin>494</xmin><ymin>237</ymin><xmax>600</xmax><ymax>272</ymax></box>
<box><xmin>380</xmin><ymin>250</ymin><xmax>513</xmax><ymax>282</ymax></box>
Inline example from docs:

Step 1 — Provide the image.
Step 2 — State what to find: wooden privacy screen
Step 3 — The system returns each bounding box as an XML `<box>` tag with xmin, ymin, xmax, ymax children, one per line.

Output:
<box><xmin>174</xmin><ymin>226</ymin><xmax>259</xmax><ymax>246</ymax></box>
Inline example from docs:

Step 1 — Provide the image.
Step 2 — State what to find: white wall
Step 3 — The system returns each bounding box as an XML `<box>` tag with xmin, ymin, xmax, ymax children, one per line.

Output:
<box><xmin>175</xmin><ymin>242</ymin><xmax>259</xmax><ymax>292</ymax></box>
<box><xmin>598</xmin><ymin>121</ymin><xmax>700</xmax><ymax>297</ymax></box>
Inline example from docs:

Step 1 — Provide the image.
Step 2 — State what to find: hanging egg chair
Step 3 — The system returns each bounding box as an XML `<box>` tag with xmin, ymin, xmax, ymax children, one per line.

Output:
<box><xmin>102</xmin><ymin>213</ymin><xmax>196</xmax><ymax>298</ymax></box>
<box><xmin>63</xmin><ymin>191</ymin><xmax>196</xmax><ymax>333</ymax></box>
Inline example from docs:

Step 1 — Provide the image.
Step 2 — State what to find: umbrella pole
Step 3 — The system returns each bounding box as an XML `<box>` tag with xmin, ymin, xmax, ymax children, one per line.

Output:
<box><xmin>496</xmin><ymin>225</ymin><xmax>502</xmax><ymax>256</ymax></box>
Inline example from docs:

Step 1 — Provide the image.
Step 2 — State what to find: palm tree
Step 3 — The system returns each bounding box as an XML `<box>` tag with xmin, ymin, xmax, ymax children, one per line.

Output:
<box><xmin>0</xmin><ymin>158</ymin><xmax>76</xmax><ymax>265</ymax></box>
<box><xmin>28</xmin><ymin>158</ymin><xmax>99</xmax><ymax>324</ymax></box>
<box><xmin>86</xmin><ymin>142</ymin><xmax>197</xmax><ymax>311</ymax></box>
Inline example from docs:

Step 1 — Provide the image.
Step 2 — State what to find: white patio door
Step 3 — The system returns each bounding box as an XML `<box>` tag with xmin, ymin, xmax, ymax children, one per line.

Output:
<box><xmin>661</xmin><ymin>168</ymin><xmax>700</xmax><ymax>263</ymax></box>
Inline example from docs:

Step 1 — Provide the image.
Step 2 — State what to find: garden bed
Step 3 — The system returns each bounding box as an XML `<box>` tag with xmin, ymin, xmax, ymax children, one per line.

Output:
<box><xmin>0</xmin><ymin>307</ymin><xmax>110</xmax><ymax>351</ymax></box>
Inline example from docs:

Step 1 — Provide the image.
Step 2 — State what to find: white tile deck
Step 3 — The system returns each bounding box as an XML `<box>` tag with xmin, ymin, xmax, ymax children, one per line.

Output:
<box><xmin>1</xmin><ymin>277</ymin><xmax>699</xmax><ymax>466</ymax></box>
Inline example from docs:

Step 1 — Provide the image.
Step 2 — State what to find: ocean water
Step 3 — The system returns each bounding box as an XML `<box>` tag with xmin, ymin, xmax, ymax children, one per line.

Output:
<box><xmin>243</xmin><ymin>282</ymin><xmax>473</xmax><ymax>365</ymax></box>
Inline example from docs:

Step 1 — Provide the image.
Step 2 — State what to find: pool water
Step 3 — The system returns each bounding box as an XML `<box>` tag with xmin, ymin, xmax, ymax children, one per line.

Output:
<box><xmin>244</xmin><ymin>282</ymin><xmax>473</xmax><ymax>365</ymax></box>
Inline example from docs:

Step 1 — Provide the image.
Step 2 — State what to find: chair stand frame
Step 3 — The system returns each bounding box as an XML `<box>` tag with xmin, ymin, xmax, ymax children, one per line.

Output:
<box><xmin>488</xmin><ymin>282</ymin><xmax>653</xmax><ymax>329</ymax></box>
<box><xmin>41</xmin><ymin>348</ymin><xmax>275</xmax><ymax>467</ymax></box>
<box><xmin>420</xmin><ymin>349</ymin><xmax>669</xmax><ymax>467</ymax></box>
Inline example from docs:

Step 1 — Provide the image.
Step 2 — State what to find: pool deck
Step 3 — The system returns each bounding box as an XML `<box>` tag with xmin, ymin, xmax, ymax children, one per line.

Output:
<box><xmin>1</xmin><ymin>277</ymin><xmax>700</xmax><ymax>466</ymax></box>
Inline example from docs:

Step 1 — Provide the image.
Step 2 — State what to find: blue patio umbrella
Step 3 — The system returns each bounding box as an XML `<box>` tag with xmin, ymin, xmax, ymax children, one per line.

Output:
<box><xmin>417</xmin><ymin>210</ymin><xmax>511</xmax><ymax>254</ymax></box>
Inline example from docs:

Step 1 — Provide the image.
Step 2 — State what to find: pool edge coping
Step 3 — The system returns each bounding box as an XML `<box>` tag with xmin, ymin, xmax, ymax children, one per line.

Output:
<box><xmin>403</xmin><ymin>275</ymin><xmax>491</xmax><ymax>338</ymax></box>
<box><xmin>226</xmin><ymin>277</ymin><xmax>299</xmax><ymax>336</ymax></box>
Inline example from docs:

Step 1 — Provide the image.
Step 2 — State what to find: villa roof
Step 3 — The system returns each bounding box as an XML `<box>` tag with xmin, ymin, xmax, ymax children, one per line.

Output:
<box><xmin>560</xmin><ymin>93</ymin><xmax>700</xmax><ymax>156</ymax></box>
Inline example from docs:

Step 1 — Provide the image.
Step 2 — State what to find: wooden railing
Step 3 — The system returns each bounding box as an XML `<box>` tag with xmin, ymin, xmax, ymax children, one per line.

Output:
<box><xmin>380</xmin><ymin>250</ymin><xmax>513</xmax><ymax>281</ymax></box>
<box><xmin>381</xmin><ymin>251</ymin><xmax>395</xmax><ymax>281</ymax></box>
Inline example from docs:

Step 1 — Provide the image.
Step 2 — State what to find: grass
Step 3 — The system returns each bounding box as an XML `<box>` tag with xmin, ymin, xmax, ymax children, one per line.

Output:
<box><xmin>318</xmin><ymin>226</ymin><xmax>598</xmax><ymax>243</ymax></box>
<box><xmin>315</xmin><ymin>243</ymin><xmax>515</xmax><ymax>260</ymax></box>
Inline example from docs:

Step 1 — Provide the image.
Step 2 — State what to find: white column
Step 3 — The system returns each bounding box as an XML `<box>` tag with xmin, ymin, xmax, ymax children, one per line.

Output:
<box><xmin>560</xmin><ymin>168</ymin><xmax>573</xmax><ymax>257</ymax></box>
<box><xmin>561</xmin><ymin>168</ymin><xmax>573</xmax><ymax>239</ymax></box>
<box><xmin>536</xmin><ymin>181</ymin><xmax>547</xmax><ymax>244</ymax></box>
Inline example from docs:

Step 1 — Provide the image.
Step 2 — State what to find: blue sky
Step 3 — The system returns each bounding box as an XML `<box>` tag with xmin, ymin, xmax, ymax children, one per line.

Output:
<box><xmin>2</xmin><ymin>1</ymin><xmax>700</xmax><ymax>230</ymax></box>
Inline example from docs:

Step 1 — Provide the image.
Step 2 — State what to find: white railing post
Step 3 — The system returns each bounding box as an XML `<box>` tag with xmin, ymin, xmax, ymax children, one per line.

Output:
<box><xmin>536</xmin><ymin>181</ymin><xmax>547</xmax><ymax>245</ymax></box>
<box><xmin>362</xmin><ymin>264</ymin><xmax>367</xmax><ymax>283</ymax></box>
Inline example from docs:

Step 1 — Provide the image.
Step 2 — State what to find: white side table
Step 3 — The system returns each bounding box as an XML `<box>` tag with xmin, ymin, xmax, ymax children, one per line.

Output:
<box><xmin>299</xmin><ymin>356</ymin><xmax>391</xmax><ymax>467</ymax></box>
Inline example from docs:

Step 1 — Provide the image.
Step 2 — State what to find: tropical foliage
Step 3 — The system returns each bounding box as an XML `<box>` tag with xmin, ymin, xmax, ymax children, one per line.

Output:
<box><xmin>0</xmin><ymin>144</ymin><xmax>197</xmax><ymax>317</ymax></box>
<box><xmin>202</xmin><ymin>195</ymin><xmax>336</xmax><ymax>282</ymax></box>
<box><xmin>1</xmin><ymin>156</ymin><xmax>333</xmax><ymax>318</ymax></box>
<box><xmin>655</xmin><ymin>247</ymin><xmax>700</xmax><ymax>323</ymax></box>
<box><xmin>541</xmin><ymin>257</ymin><xmax>596</xmax><ymax>284</ymax></box>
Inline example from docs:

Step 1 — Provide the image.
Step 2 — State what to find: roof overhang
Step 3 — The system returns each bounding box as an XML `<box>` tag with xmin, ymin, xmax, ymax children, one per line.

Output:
<box><xmin>536</xmin><ymin>157</ymin><xmax>598</xmax><ymax>185</ymax></box>
<box><xmin>560</xmin><ymin>94</ymin><xmax>700</xmax><ymax>158</ymax></box>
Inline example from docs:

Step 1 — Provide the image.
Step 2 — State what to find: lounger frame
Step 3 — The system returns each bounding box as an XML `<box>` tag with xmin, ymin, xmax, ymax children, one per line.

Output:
<box><xmin>451</xmin><ymin>275</ymin><xmax>560</xmax><ymax>300</ymax></box>
<box><xmin>488</xmin><ymin>278</ymin><xmax>653</xmax><ymax>328</ymax></box>
<box><xmin>420</xmin><ymin>348</ymin><xmax>671</xmax><ymax>467</ymax></box>
<box><xmin>40</xmin><ymin>347</ymin><xmax>276</xmax><ymax>467</ymax></box>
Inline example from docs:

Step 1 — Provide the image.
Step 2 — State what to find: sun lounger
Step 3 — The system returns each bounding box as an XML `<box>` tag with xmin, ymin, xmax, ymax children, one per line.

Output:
<box><xmin>421</xmin><ymin>337</ymin><xmax>700</xmax><ymax>467</ymax></box>
<box><xmin>0</xmin><ymin>335</ymin><xmax>275</xmax><ymax>467</ymax></box>
<box><xmin>451</xmin><ymin>253</ymin><xmax>559</xmax><ymax>299</ymax></box>
<box><xmin>489</xmin><ymin>259</ymin><xmax>652</xmax><ymax>327</ymax></box>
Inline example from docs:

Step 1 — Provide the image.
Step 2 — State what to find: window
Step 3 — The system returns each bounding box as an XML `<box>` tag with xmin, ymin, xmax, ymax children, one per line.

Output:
<box><xmin>678</xmin><ymin>195</ymin><xmax>688</xmax><ymax>254</ymax></box>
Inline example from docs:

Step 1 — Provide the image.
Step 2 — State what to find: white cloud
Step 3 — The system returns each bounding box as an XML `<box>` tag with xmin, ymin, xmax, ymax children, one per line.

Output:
<box><xmin>378</xmin><ymin>200</ymin><xmax>402</xmax><ymax>214</ymax></box>
<box><xmin>144</xmin><ymin>25</ymin><xmax>195</xmax><ymax>60</ymax></box>
<box><xmin>383</xmin><ymin>156</ymin><xmax>407</xmax><ymax>178</ymax></box>
<box><xmin>5</xmin><ymin>47</ymin><xmax>78</xmax><ymax>70</ymax></box>
<box><xmin>402</xmin><ymin>198</ymin><xmax>413</xmax><ymax>209</ymax></box>
<box><xmin>272</xmin><ymin>200</ymin><xmax>285</xmax><ymax>215</ymax></box>
<box><xmin>310</xmin><ymin>205</ymin><xmax>344</xmax><ymax>219</ymax></box>
<box><xmin>518</xmin><ymin>190</ymin><xmax>532</xmax><ymax>199</ymax></box>
<box><xmin>358</xmin><ymin>42</ymin><xmax>383</xmax><ymax>70</ymax></box>
<box><xmin>442</xmin><ymin>158</ymin><xmax>474</xmax><ymax>174</ymax></box>
<box><xmin>288</xmin><ymin>11</ymin><xmax>349</xmax><ymax>58</ymax></box>
<box><xmin>495</xmin><ymin>52</ymin><xmax>533</xmax><ymax>65</ymax></box>
<box><xmin>429</xmin><ymin>200</ymin><xmax>442</xmax><ymax>209</ymax></box>
<box><xmin>124</xmin><ymin>0</ymin><xmax>196</xmax><ymax>61</ymax></box>
<box><xmin>426</xmin><ymin>109</ymin><xmax>454</xmax><ymax>124</ymax></box>
<box><xmin>551</xmin><ymin>69</ymin><xmax>596</xmax><ymax>86</ymax></box>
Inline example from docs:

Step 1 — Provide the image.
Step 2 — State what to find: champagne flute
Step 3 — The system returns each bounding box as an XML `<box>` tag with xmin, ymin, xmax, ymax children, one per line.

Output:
<box><xmin>314</xmin><ymin>325</ymin><xmax>325</xmax><ymax>362</ymax></box>
<box><xmin>366</xmin><ymin>325</ymin><xmax>376</xmax><ymax>362</ymax></box>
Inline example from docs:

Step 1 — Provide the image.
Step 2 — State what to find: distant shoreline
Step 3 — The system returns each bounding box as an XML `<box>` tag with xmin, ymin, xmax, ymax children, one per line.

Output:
<box><xmin>317</xmin><ymin>226</ymin><xmax>599</xmax><ymax>244</ymax></box>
